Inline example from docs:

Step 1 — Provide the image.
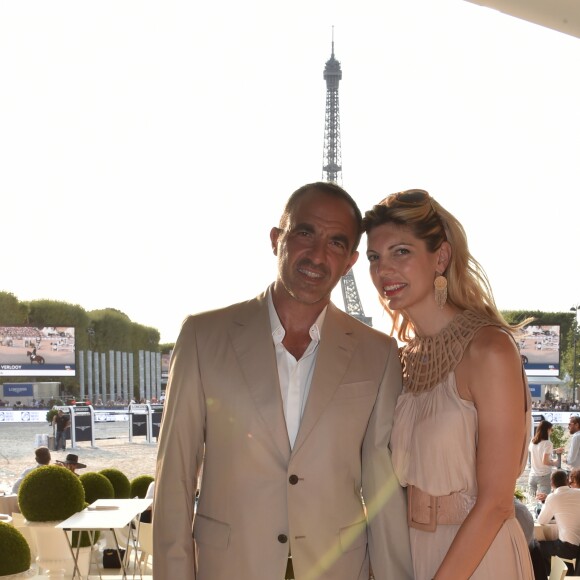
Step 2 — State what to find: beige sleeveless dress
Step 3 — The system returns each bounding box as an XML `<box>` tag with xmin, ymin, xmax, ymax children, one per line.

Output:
<box><xmin>391</xmin><ymin>314</ymin><xmax>534</xmax><ymax>580</ymax></box>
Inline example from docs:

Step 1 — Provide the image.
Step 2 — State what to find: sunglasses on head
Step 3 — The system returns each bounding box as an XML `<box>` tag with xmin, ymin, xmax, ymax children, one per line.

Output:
<box><xmin>394</xmin><ymin>189</ymin><xmax>431</xmax><ymax>204</ymax></box>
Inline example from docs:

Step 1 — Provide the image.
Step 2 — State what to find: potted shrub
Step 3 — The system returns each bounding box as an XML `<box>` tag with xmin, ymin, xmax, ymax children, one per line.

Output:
<box><xmin>130</xmin><ymin>475</ymin><xmax>154</xmax><ymax>499</ymax></box>
<box><xmin>0</xmin><ymin>521</ymin><xmax>32</xmax><ymax>577</ymax></box>
<box><xmin>19</xmin><ymin>466</ymin><xmax>85</xmax><ymax>522</ymax></box>
<box><xmin>551</xmin><ymin>425</ymin><xmax>569</xmax><ymax>468</ymax></box>
<box><xmin>79</xmin><ymin>472</ymin><xmax>115</xmax><ymax>504</ymax></box>
<box><xmin>45</xmin><ymin>409</ymin><xmax>58</xmax><ymax>426</ymax></box>
<box><xmin>18</xmin><ymin>465</ymin><xmax>97</xmax><ymax>578</ymax></box>
<box><xmin>99</xmin><ymin>468</ymin><xmax>131</xmax><ymax>499</ymax></box>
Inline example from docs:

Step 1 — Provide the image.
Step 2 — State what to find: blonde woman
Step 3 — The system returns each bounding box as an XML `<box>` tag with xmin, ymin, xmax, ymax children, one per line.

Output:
<box><xmin>363</xmin><ymin>189</ymin><xmax>533</xmax><ymax>580</ymax></box>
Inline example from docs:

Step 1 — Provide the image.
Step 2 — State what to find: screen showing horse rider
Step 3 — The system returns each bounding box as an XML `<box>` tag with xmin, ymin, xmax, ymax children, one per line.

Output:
<box><xmin>0</xmin><ymin>326</ymin><xmax>75</xmax><ymax>376</ymax></box>
<box><xmin>513</xmin><ymin>324</ymin><xmax>561</xmax><ymax>377</ymax></box>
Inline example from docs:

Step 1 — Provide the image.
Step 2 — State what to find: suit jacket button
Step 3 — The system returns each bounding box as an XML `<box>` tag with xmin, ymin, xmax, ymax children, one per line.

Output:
<box><xmin>278</xmin><ymin>534</ymin><xmax>288</xmax><ymax>543</ymax></box>
<box><xmin>289</xmin><ymin>475</ymin><xmax>299</xmax><ymax>485</ymax></box>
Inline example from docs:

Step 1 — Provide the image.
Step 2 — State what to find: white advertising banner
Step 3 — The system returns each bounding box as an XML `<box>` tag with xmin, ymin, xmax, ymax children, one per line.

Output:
<box><xmin>533</xmin><ymin>410</ymin><xmax>580</xmax><ymax>425</ymax></box>
<box><xmin>0</xmin><ymin>409</ymin><xmax>47</xmax><ymax>422</ymax></box>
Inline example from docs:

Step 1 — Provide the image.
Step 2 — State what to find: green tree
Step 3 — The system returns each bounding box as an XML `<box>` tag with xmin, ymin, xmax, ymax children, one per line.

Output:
<box><xmin>88</xmin><ymin>309</ymin><xmax>159</xmax><ymax>352</ymax></box>
<box><xmin>0</xmin><ymin>291</ymin><xmax>28</xmax><ymax>323</ymax></box>
<box><xmin>27</xmin><ymin>299</ymin><xmax>90</xmax><ymax>332</ymax></box>
<box><xmin>502</xmin><ymin>309</ymin><xmax>577</xmax><ymax>399</ymax></box>
<box><xmin>0</xmin><ymin>293</ymin><xmax>162</xmax><ymax>399</ymax></box>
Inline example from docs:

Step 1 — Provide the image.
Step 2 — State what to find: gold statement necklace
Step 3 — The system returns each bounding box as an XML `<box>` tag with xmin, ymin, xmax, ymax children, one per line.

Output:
<box><xmin>400</xmin><ymin>310</ymin><xmax>500</xmax><ymax>394</ymax></box>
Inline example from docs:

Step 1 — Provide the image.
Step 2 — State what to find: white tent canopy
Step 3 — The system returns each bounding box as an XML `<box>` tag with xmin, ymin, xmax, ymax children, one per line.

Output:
<box><xmin>527</xmin><ymin>376</ymin><xmax>567</xmax><ymax>386</ymax></box>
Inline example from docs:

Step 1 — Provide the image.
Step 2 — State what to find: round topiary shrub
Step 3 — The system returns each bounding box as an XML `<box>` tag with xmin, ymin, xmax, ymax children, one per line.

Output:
<box><xmin>99</xmin><ymin>468</ymin><xmax>131</xmax><ymax>499</ymax></box>
<box><xmin>130</xmin><ymin>475</ymin><xmax>154</xmax><ymax>499</ymax></box>
<box><xmin>19</xmin><ymin>465</ymin><xmax>85</xmax><ymax>522</ymax></box>
<box><xmin>79</xmin><ymin>472</ymin><xmax>115</xmax><ymax>504</ymax></box>
<box><xmin>0</xmin><ymin>521</ymin><xmax>31</xmax><ymax>576</ymax></box>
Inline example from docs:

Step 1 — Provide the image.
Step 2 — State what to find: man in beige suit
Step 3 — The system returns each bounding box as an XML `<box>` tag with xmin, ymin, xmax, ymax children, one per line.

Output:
<box><xmin>153</xmin><ymin>182</ymin><xmax>412</xmax><ymax>580</ymax></box>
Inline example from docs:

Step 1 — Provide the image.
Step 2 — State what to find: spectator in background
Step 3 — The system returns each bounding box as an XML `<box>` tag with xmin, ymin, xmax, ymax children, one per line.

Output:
<box><xmin>514</xmin><ymin>496</ymin><xmax>534</xmax><ymax>547</ymax></box>
<box><xmin>12</xmin><ymin>446</ymin><xmax>51</xmax><ymax>493</ymax></box>
<box><xmin>529</xmin><ymin>420</ymin><xmax>562</xmax><ymax>499</ymax></box>
<box><xmin>52</xmin><ymin>409</ymin><xmax>70</xmax><ymax>451</ymax></box>
<box><xmin>569</xmin><ymin>468</ymin><xmax>580</xmax><ymax>489</ymax></box>
<box><xmin>514</xmin><ymin>495</ymin><xmax>547</xmax><ymax>580</ymax></box>
<box><xmin>55</xmin><ymin>453</ymin><xmax>86</xmax><ymax>476</ymax></box>
<box><xmin>565</xmin><ymin>416</ymin><xmax>580</xmax><ymax>470</ymax></box>
<box><xmin>537</xmin><ymin>470</ymin><xmax>580</xmax><ymax>576</ymax></box>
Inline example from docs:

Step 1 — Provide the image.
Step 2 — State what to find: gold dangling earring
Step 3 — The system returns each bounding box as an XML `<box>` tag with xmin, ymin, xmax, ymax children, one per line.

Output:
<box><xmin>434</xmin><ymin>274</ymin><xmax>447</xmax><ymax>309</ymax></box>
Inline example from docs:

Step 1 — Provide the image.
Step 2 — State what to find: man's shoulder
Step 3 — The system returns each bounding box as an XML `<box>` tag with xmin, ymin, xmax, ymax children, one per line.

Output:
<box><xmin>183</xmin><ymin>294</ymin><xmax>265</xmax><ymax>325</ymax></box>
<box><xmin>564</xmin><ymin>489</ymin><xmax>580</xmax><ymax>513</ymax></box>
<box><xmin>329</xmin><ymin>305</ymin><xmax>396</xmax><ymax>350</ymax></box>
<box><xmin>177</xmin><ymin>294</ymin><xmax>267</xmax><ymax>340</ymax></box>
<box><xmin>329</xmin><ymin>303</ymin><xmax>390</xmax><ymax>336</ymax></box>
<box><xmin>553</xmin><ymin>487</ymin><xmax>580</xmax><ymax>502</ymax></box>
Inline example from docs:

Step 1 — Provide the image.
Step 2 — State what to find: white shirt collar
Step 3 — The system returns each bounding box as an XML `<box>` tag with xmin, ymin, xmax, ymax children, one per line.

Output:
<box><xmin>554</xmin><ymin>485</ymin><xmax>573</xmax><ymax>494</ymax></box>
<box><xmin>266</xmin><ymin>285</ymin><xmax>327</xmax><ymax>346</ymax></box>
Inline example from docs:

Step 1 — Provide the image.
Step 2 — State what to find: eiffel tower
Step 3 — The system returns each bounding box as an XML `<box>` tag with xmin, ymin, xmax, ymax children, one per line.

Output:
<box><xmin>322</xmin><ymin>34</ymin><xmax>372</xmax><ymax>326</ymax></box>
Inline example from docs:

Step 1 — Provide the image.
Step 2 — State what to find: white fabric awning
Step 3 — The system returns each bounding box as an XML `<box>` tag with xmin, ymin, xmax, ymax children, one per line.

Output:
<box><xmin>527</xmin><ymin>376</ymin><xmax>567</xmax><ymax>386</ymax></box>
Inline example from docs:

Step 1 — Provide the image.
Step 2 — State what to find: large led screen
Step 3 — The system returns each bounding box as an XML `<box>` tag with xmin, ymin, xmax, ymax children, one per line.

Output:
<box><xmin>0</xmin><ymin>326</ymin><xmax>76</xmax><ymax>376</ymax></box>
<box><xmin>513</xmin><ymin>324</ymin><xmax>560</xmax><ymax>377</ymax></box>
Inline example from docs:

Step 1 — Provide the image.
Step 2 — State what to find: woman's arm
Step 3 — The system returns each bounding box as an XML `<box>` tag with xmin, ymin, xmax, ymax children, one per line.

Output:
<box><xmin>434</xmin><ymin>327</ymin><xmax>527</xmax><ymax>580</ymax></box>
<box><xmin>542</xmin><ymin>450</ymin><xmax>558</xmax><ymax>467</ymax></box>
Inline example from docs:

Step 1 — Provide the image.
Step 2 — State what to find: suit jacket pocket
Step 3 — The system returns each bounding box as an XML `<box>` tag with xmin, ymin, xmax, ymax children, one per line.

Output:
<box><xmin>333</xmin><ymin>381</ymin><xmax>375</xmax><ymax>401</ymax></box>
<box><xmin>339</xmin><ymin>520</ymin><xmax>367</xmax><ymax>553</ymax></box>
<box><xmin>193</xmin><ymin>513</ymin><xmax>231</xmax><ymax>549</ymax></box>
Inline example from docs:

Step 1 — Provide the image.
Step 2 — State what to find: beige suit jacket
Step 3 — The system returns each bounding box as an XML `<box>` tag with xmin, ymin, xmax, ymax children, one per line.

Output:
<box><xmin>153</xmin><ymin>291</ymin><xmax>412</xmax><ymax>580</ymax></box>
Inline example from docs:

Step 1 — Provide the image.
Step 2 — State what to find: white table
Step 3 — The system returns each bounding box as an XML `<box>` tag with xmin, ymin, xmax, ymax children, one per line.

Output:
<box><xmin>57</xmin><ymin>498</ymin><xmax>152</xmax><ymax>579</ymax></box>
<box><xmin>0</xmin><ymin>494</ymin><xmax>19</xmax><ymax>515</ymax></box>
<box><xmin>534</xmin><ymin>522</ymin><xmax>559</xmax><ymax>541</ymax></box>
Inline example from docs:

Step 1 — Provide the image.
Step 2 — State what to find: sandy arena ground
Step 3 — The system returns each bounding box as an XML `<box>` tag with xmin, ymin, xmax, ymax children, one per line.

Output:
<box><xmin>0</xmin><ymin>420</ymin><xmax>157</xmax><ymax>577</ymax></box>
<box><xmin>0</xmin><ymin>420</ymin><xmax>157</xmax><ymax>493</ymax></box>
<box><xmin>0</xmin><ymin>418</ymin><xmax>532</xmax><ymax>493</ymax></box>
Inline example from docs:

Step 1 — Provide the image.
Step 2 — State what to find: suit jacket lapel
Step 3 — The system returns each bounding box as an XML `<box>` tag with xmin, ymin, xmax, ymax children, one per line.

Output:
<box><xmin>229</xmin><ymin>293</ymin><xmax>291</xmax><ymax>462</ymax></box>
<box><xmin>292</xmin><ymin>303</ymin><xmax>357</xmax><ymax>456</ymax></box>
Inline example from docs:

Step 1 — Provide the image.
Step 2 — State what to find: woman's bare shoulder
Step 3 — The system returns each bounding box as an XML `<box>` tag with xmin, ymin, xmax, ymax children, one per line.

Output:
<box><xmin>457</xmin><ymin>325</ymin><xmax>521</xmax><ymax>400</ymax></box>
<box><xmin>466</xmin><ymin>325</ymin><xmax>518</xmax><ymax>364</ymax></box>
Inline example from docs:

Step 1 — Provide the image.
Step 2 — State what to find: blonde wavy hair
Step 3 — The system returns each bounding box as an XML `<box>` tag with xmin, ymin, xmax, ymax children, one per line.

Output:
<box><xmin>362</xmin><ymin>189</ymin><xmax>527</xmax><ymax>342</ymax></box>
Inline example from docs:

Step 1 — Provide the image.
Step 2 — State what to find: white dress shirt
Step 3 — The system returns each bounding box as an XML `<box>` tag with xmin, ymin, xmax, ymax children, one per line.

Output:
<box><xmin>538</xmin><ymin>486</ymin><xmax>580</xmax><ymax>545</ymax></box>
<box><xmin>567</xmin><ymin>431</ymin><xmax>580</xmax><ymax>469</ymax></box>
<box><xmin>268</xmin><ymin>290</ymin><xmax>326</xmax><ymax>449</ymax></box>
<box><xmin>11</xmin><ymin>463</ymin><xmax>42</xmax><ymax>494</ymax></box>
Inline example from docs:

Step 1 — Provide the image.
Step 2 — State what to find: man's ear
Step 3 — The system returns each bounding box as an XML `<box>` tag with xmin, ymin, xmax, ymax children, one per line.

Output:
<box><xmin>270</xmin><ymin>227</ymin><xmax>281</xmax><ymax>256</ymax></box>
<box><xmin>342</xmin><ymin>250</ymin><xmax>359</xmax><ymax>276</ymax></box>
<box><xmin>437</xmin><ymin>241</ymin><xmax>451</xmax><ymax>273</ymax></box>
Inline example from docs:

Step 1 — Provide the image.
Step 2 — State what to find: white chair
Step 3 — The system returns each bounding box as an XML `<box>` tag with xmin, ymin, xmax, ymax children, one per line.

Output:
<box><xmin>136</xmin><ymin>521</ymin><xmax>153</xmax><ymax>571</ymax></box>
<box><xmin>549</xmin><ymin>555</ymin><xmax>569</xmax><ymax>580</ymax></box>
<box><xmin>125</xmin><ymin>521</ymin><xmax>153</xmax><ymax>572</ymax></box>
